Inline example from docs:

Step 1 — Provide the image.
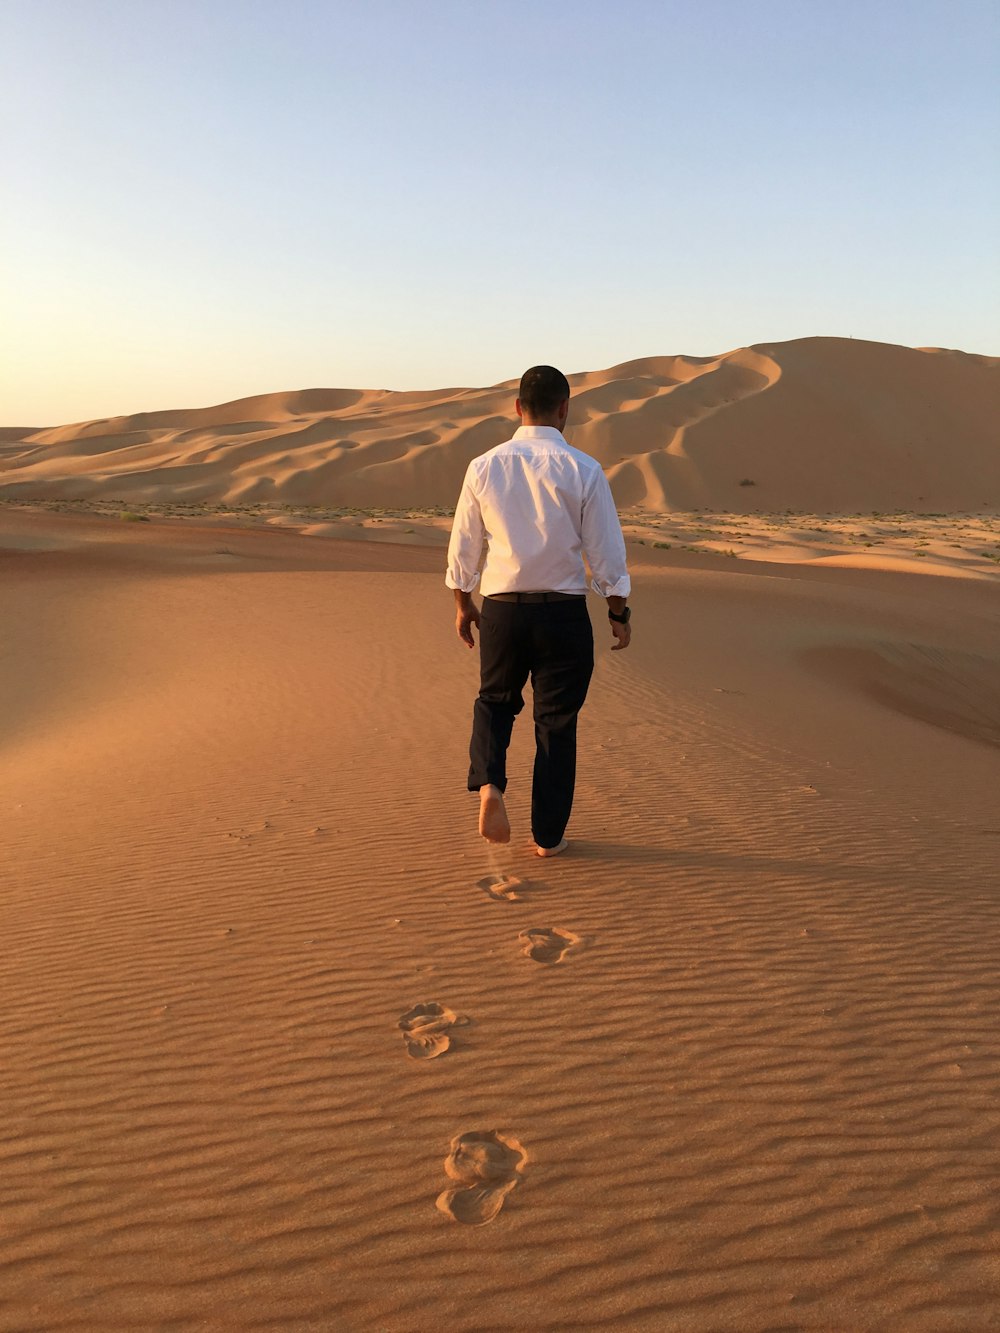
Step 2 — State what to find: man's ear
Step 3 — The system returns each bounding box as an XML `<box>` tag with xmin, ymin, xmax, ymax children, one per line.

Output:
<box><xmin>515</xmin><ymin>398</ymin><xmax>524</xmax><ymax>420</ymax></box>
<box><xmin>558</xmin><ymin>397</ymin><xmax>570</xmax><ymax>426</ymax></box>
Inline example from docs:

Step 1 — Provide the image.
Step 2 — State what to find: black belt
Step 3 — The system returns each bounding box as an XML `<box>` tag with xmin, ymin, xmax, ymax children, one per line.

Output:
<box><xmin>486</xmin><ymin>592</ymin><xmax>586</xmax><ymax>603</ymax></box>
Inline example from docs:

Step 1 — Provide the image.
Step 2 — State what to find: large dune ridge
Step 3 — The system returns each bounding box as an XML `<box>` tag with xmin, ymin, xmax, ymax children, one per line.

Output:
<box><xmin>3</xmin><ymin>336</ymin><xmax>998</xmax><ymax>512</ymax></box>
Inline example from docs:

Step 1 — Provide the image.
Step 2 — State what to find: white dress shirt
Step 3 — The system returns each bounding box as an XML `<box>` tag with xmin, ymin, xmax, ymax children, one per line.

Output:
<box><xmin>446</xmin><ymin>425</ymin><xmax>631</xmax><ymax>599</ymax></box>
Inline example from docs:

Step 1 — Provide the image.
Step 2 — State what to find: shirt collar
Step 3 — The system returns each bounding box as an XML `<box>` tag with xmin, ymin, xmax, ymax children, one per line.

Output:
<box><xmin>512</xmin><ymin>425</ymin><xmax>567</xmax><ymax>443</ymax></box>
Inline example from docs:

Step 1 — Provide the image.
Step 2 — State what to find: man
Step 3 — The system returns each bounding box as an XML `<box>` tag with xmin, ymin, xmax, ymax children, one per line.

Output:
<box><xmin>446</xmin><ymin>365</ymin><xmax>631</xmax><ymax>857</ymax></box>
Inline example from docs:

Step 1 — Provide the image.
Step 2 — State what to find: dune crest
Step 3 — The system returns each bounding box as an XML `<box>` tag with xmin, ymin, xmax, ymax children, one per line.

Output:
<box><xmin>2</xmin><ymin>337</ymin><xmax>998</xmax><ymax>511</ymax></box>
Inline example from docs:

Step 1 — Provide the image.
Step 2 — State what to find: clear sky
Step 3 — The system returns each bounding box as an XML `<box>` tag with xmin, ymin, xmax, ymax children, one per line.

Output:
<box><xmin>2</xmin><ymin>0</ymin><xmax>998</xmax><ymax>424</ymax></box>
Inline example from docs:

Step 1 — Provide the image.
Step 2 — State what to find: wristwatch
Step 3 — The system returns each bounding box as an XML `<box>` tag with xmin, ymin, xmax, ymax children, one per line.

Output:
<box><xmin>608</xmin><ymin>606</ymin><xmax>631</xmax><ymax>624</ymax></box>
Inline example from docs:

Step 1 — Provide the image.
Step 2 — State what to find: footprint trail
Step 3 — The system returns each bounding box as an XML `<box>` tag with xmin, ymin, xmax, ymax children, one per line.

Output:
<box><xmin>436</xmin><ymin>1129</ymin><xmax>527</xmax><ymax>1226</ymax></box>
<box><xmin>477</xmin><ymin>874</ymin><xmax>523</xmax><ymax>901</ymax></box>
<box><xmin>397</xmin><ymin>1002</ymin><xmax>467</xmax><ymax>1060</ymax></box>
<box><xmin>518</xmin><ymin>926</ymin><xmax>581</xmax><ymax>965</ymax></box>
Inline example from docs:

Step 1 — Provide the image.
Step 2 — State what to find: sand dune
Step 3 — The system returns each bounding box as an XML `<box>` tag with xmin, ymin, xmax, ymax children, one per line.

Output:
<box><xmin>3</xmin><ymin>337</ymin><xmax>998</xmax><ymax>511</ymax></box>
<box><xmin>3</xmin><ymin>336</ymin><xmax>999</xmax><ymax>1327</ymax></box>
<box><xmin>2</xmin><ymin>506</ymin><xmax>999</xmax><ymax>1329</ymax></box>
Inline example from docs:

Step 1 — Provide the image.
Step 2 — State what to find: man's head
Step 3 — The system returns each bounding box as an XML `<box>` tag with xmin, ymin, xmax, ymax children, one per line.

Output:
<box><xmin>516</xmin><ymin>365</ymin><xmax>570</xmax><ymax>429</ymax></box>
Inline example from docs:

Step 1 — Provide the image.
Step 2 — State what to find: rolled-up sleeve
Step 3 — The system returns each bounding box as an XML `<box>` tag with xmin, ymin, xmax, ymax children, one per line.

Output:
<box><xmin>445</xmin><ymin>464</ymin><xmax>486</xmax><ymax>591</ymax></box>
<box><xmin>581</xmin><ymin>466</ymin><xmax>631</xmax><ymax>598</ymax></box>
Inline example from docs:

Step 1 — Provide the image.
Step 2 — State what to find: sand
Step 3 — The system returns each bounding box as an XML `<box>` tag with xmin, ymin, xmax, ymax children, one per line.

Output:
<box><xmin>2</xmin><ymin>338</ymin><xmax>999</xmax><ymax>1326</ymax></box>
<box><xmin>2</xmin><ymin>495</ymin><xmax>999</xmax><ymax>1330</ymax></box>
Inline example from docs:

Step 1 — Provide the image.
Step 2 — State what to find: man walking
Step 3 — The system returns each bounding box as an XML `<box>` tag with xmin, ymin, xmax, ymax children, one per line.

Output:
<box><xmin>446</xmin><ymin>365</ymin><xmax>632</xmax><ymax>857</ymax></box>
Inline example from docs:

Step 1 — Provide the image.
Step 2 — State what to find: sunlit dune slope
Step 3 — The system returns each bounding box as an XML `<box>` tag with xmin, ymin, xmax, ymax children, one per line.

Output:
<box><xmin>2</xmin><ymin>337</ymin><xmax>997</xmax><ymax>511</ymax></box>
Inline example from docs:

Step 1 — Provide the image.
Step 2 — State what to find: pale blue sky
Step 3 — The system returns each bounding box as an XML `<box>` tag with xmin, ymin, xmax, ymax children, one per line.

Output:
<box><xmin>2</xmin><ymin>0</ymin><xmax>997</xmax><ymax>424</ymax></box>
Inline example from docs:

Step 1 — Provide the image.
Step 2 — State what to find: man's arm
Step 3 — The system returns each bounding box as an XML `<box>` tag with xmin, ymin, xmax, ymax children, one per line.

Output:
<box><xmin>445</xmin><ymin>466</ymin><xmax>485</xmax><ymax>648</ymax></box>
<box><xmin>581</xmin><ymin>468</ymin><xmax>632</xmax><ymax>651</ymax></box>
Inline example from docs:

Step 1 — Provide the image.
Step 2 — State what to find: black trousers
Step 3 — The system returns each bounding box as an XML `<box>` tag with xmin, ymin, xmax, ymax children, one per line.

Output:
<box><xmin>468</xmin><ymin>596</ymin><xmax>594</xmax><ymax>849</ymax></box>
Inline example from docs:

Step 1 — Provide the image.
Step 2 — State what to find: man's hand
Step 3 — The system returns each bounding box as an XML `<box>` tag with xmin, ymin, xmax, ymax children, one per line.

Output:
<box><xmin>454</xmin><ymin>590</ymin><xmax>481</xmax><ymax>648</ymax></box>
<box><xmin>610</xmin><ymin>620</ymin><xmax>631</xmax><ymax>651</ymax></box>
<box><xmin>607</xmin><ymin>595</ymin><xmax>631</xmax><ymax>651</ymax></box>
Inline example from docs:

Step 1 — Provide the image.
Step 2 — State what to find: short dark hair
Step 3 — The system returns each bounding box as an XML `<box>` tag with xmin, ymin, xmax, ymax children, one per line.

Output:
<box><xmin>519</xmin><ymin>365</ymin><xmax>570</xmax><ymax>418</ymax></box>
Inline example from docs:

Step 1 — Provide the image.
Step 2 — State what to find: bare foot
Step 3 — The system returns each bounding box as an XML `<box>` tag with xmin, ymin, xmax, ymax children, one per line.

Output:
<box><xmin>479</xmin><ymin>786</ymin><xmax>510</xmax><ymax>844</ymax></box>
<box><xmin>535</xmin><ymin>838</ymin><xmax>568</xmax><ymax>858</ymax></box>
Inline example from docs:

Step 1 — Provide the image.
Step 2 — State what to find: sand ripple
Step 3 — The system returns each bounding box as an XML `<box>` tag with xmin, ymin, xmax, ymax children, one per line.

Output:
<box><xmin>1</xmin><ymin>524</ymin><xmax>998</xmax><ymax>1329</ymax></box>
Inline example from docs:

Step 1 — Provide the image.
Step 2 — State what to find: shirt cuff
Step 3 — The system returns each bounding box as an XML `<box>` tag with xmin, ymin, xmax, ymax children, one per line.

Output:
<box><xmin>590</xmin><ymin>573</ymin><xmax>631</xmax><ymax>598</ymax></box>
<box><xmin>446</xmin><ymin>569</ymin><xmax>481</xmax><ymax>592</ymax></box>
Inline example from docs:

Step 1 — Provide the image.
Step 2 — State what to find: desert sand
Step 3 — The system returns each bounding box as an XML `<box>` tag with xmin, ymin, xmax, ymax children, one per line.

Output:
<box><xmin>2</xmin><ymin>340</ymin><xmax>999</xmax><ymax>1330</ymax></box>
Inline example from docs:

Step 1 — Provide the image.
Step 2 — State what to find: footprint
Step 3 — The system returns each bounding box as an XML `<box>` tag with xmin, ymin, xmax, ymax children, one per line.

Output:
<box><xmin>397</xmin><ymin>1002</ymin><xmax>466</xmax><ymax>1060</ymax></box>
<box><xmin>436</xmin><ymin>1130</ymin><xmax>527</xmax><ymax>1226</ymax></box>
<box><xmin>477</xmin><ymin>874</ymin><xmax>523</xmax><ymax>902</ymax></box>
<box><xmin>518</xmin><ymin>926</ymin><xmax>581</xmax><ymax>965</ymax></box>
